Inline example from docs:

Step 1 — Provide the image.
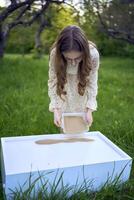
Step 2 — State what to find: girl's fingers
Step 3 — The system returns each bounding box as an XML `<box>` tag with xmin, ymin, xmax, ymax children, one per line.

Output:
<box><xmin>55</xmin><ymin>121</ymin><xmax>60</xmax><ymax>127</ymax></box>
<box><xmin>85</xmin><ymin>114</ymin><xmax>89</xmax><ymax>124</ymax></box>
<box><xmin>54</xmin><ymin>110</ymin><xmax>62</xmax><ymax>127</ymax></box>
<box><xmin>58</xmin><ymin>118</ymin><xmax>62</xmax><ymax>127</ymax></box>
<box><xmin>54</xmin><ymin>119</ymin><xmax>58</xmax><ymax>127</ymax></box>
<box><xmin>54</xmin><ymin>118</ymin><xmax>61</xmax><ymax>127</ymax></box>
<box><xmin>85</xmin><ymin>113</ymin><xmax>93</xmax><ymax>126</ymax></box>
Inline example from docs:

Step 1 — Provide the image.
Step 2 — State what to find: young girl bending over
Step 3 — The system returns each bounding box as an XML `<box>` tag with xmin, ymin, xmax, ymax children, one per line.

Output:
<box><xmin>48</xmin><ymin>25</ymin><xmax>100</xmax><ymax>129</ymax></box>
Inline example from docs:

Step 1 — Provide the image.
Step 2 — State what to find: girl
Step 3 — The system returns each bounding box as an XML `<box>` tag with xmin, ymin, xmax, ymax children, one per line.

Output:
<box><xmin>48</xmin><ymin>25</ymin><xmax>100</xmax><ymax>129</ymax></box>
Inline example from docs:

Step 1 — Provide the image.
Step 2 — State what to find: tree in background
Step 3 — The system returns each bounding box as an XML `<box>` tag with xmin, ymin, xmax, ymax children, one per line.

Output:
<box><xmin>88</xmin><ymin>0</ymin><xmax>134</xmax><ymax>45</ymax></box>
<box><xmin>4</xmin><ymin>3</ymin><xmax>79</xmax><ymax>57</ymax></box>
<box><xmin>81</xmin><ymin>0</ymin><xmax>134</xmax><ymax>57</ymax></box>
<box><xmin>0</xmin><ymin>0</ymin><xmax>49</xmax><ymax>58</ymax></box>
<box><xmin>0</xmin><ymin>0</ymin><xmax>80</xmax><ymax>58</ymax></box>
<box><xmin>1</xmin><ymin>0</ymin><xmax>134</xmax><ymax>58</ymax></box>
<box><xmin>41</xmin><ymin>3</ymin><xmax>79</xmax><ymax>54</ymax></box>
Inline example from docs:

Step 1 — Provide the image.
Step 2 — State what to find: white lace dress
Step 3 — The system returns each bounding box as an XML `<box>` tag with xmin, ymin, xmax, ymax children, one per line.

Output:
<box><xmin>48</xmin><ymin>44</ymin><xmax>100</xmax><ymax>113</ymax></box>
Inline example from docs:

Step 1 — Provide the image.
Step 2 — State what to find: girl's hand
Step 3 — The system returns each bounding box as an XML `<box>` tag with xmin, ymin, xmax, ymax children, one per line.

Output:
<box><xmin>85</xmin><ymin>108</ymin><xmax>93</xmax><ymax>127</ymax></box>
<box><xmin>54</xmin><ymin>108</ymin><xmax>62</xmax><ymax>127</ymax></box>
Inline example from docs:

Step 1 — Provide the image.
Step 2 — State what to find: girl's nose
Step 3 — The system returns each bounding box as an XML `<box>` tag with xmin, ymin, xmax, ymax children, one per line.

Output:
<box><xmin>72</xmin><ymin>59</ymin><xmax>76</xmax><ymax>65</ymax></box>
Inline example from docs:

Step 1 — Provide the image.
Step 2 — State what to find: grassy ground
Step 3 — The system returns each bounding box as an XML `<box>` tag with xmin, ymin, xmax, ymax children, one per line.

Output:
<box><xmin>0</xmin><ymin>54</ymin><xmax>134</xmax><ymax>199</ymax></box>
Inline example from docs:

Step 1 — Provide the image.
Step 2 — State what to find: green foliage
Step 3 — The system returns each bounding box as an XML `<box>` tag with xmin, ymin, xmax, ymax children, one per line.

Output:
<box><xmin>95</xmin><ymin>31</ymin><xmax>134</xmax><ymax>58</ymax></box>
<box><xmin>31</xmin><ymin>46</ymin><xmax>44</xmax><ymax>59</ymax></box>
<box><xmin>2</xmin><ymin>1</ymin><xmax>134</xmax><ymax>58</ymax></box>
<box><xmin>0</xmin><ymin>54</ymin><xmax>134</xmax><ymax>199</ymax></box>
<box><xmin>81</xmin><ymin>0</ymin><xmax>134</xmax><ymax>58</ymax></box>
<box><xmin>5</xmin><ymin>4</ymin><xmax>79</xmax><ymax>55</ymax></box>
<box><xmin>41</xmin><ymin>4</ymin><xmax>79</xmax><ymax>54</ymax></box>
<box><xmin>5</xmin><ymin>24</ymin><xmax>36</xmax><ymax>54</ymax></box>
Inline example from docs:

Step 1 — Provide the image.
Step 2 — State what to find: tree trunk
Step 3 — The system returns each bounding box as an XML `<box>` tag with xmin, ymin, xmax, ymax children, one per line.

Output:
<box><xmin>34</xmin><ymin>14</ymin><xmax>47</xmax><ymax>58</ymax></box>
<box><xmin>0</xmin><ymin>24</ymin><xmax>5</xmax><ymax>58</ymax></box>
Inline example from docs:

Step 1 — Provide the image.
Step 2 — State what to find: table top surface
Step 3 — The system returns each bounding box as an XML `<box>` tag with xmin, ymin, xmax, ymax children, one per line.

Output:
<box><xmin>1</xmin><ymin>131</ymin><xmax>131</xmax><ymax>175</ymax></box>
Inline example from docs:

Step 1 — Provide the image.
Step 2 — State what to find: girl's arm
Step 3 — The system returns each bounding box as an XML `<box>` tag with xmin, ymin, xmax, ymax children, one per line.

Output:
<box><xmin>86</xmin><ymin>46</ymin><xmax>100</xmax><ymax>112</ymax></box>
<box><xmin>48</xmin><ymin>48</ymin><xmax>62</xmax><ymax>112</ymax></box>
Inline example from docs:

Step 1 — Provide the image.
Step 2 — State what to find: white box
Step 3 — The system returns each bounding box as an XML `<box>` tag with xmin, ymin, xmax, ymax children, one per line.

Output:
<box><xmin>1</xmin><ymin>131</ymin><xmax>132</xmax><ymax>199</ymax></box>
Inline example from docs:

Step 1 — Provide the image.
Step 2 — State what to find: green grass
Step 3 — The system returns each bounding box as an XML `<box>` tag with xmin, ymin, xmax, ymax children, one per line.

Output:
<box><xmin>0</xmin><ymin>54</ymin><xmax>134</xmax><ymax>199</ymax></box>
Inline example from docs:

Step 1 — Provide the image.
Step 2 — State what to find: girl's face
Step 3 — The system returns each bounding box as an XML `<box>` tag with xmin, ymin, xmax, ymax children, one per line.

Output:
<box><xmin>62</xmin><ymin>50</ymin><xmax>83</xmax><ymax>66</ymax></box>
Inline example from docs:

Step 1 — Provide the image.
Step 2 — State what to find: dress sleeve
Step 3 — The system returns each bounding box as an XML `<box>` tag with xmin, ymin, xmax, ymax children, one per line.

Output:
<box><xmin>86</xmin><ymin>46</ymin><xmax>100</xmax><ymax>112</ymax></box>
<box><xmin>48</xmin><ymin>48</ymin><xmax>63</xmax><ymax>112</ymax></box>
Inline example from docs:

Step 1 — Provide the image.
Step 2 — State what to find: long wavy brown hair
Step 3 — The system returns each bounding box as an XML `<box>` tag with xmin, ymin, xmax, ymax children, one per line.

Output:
<box><xmin>49</xmin><ymin>25</ymin><xmax>97</xmax><ymax>101</ymax></box>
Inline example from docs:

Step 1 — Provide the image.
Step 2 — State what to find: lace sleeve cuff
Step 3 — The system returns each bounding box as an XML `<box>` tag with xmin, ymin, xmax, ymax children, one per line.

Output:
<box><xmin>49</xmin><ymin>101</ymin><xmax>62</xmax><ymax>112</ymax></box>
<box><xmin>86</xmin><ymin>96</ymin><xmax>97</xmax><ymax>112</ymax></box>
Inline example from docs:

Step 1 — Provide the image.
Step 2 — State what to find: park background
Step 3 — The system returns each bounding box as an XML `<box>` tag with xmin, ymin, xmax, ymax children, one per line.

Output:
<box><xmin>0</xmin><ymin>0</ymin><xmax>134</xmax><ymax>199</ymax></box>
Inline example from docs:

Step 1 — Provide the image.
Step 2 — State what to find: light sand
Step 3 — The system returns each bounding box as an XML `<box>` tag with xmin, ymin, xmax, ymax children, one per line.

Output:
<box><xmin>63</xmin><ymin>116</ymin><xmax>89</xmax><ymax>134</ymax></box>
<box><xmin>35</xmin><ymin>138</ymin><xmax>94</xmax><ymax>145</ymax></box>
